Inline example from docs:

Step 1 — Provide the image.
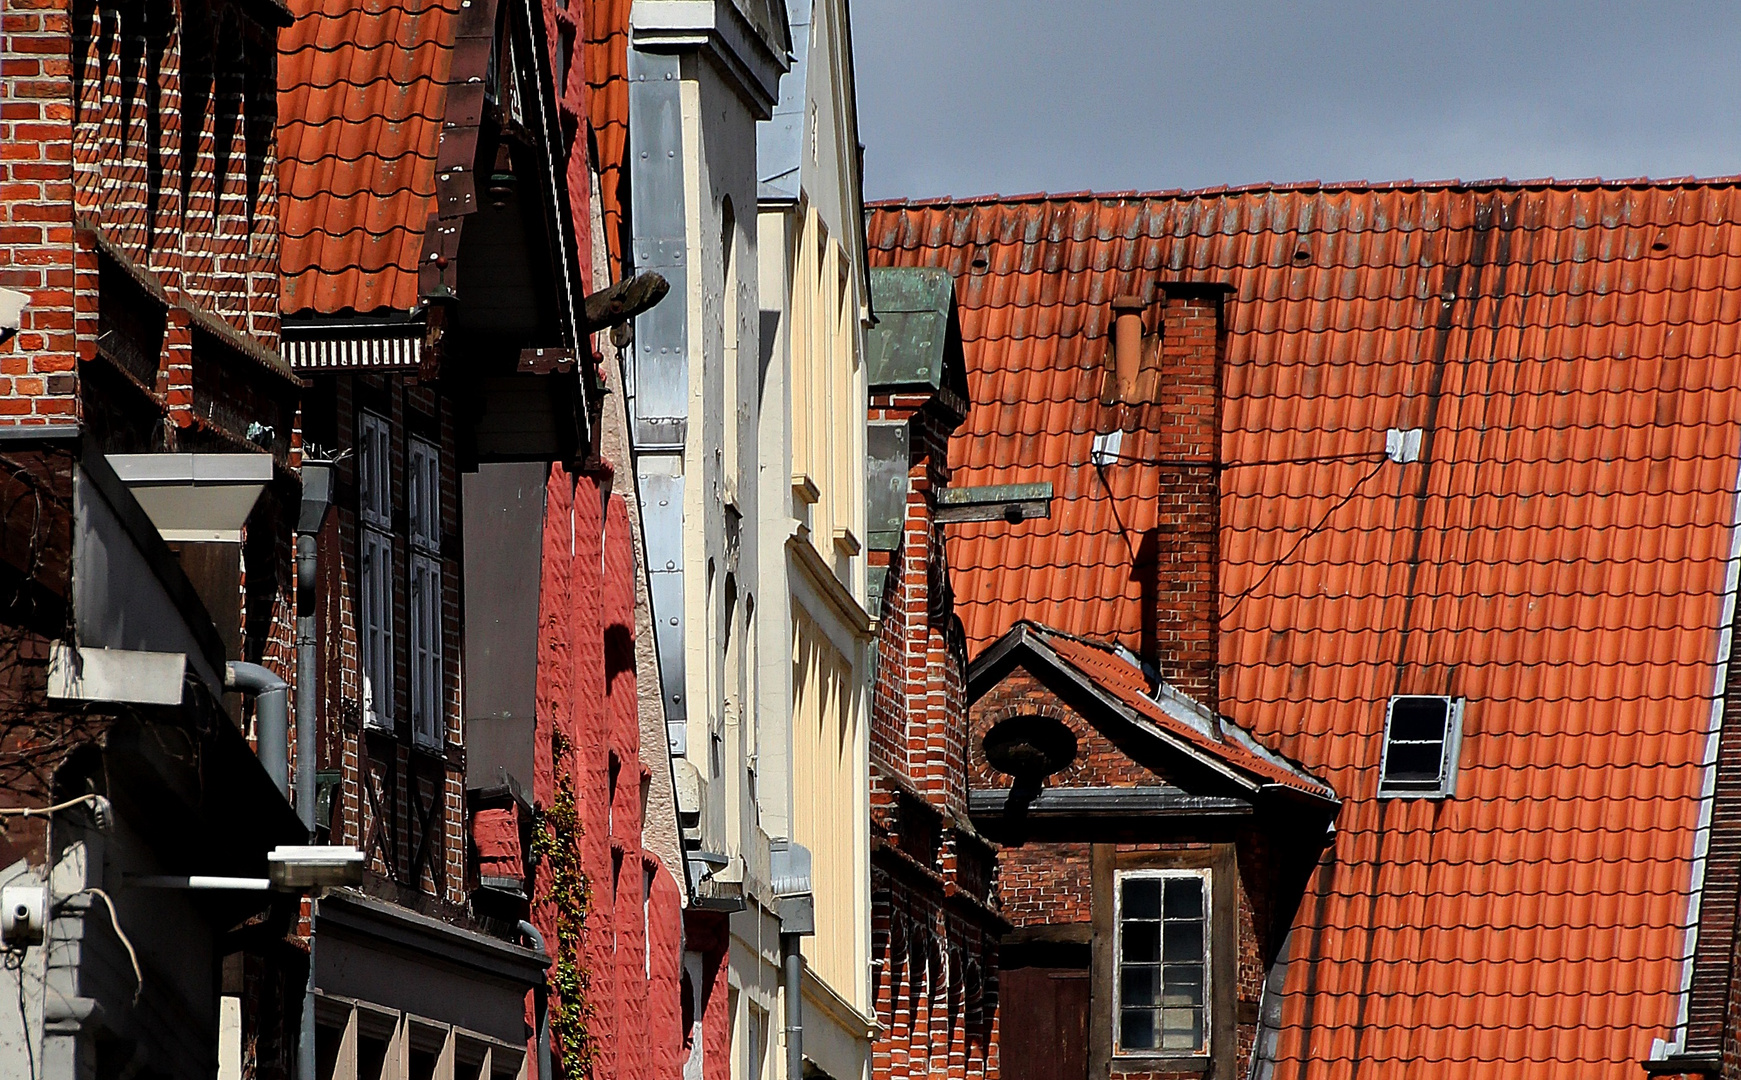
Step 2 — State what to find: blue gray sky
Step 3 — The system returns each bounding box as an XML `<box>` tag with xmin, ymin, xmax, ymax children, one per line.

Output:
<box><xmin>850</xmin><ymin>1</ymin><xmax>1741</xmax><ymax>201</ymax></box>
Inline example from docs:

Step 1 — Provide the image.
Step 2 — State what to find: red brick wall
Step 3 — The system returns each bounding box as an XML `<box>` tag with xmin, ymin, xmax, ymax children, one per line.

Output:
<box><xmin>528</xmin><ymin>462</ymin><xmax>685</xmax><ymax>1080</ymax></box>
<box><xmin>872</xmin><ymin>867</ymin><xmax>1001</xmax><ymax>1080</ymax></box>
<box><xmin>869</xmin><ymin>390</ymin><xmax>1004</xmax><ymax>1080</ymax></box>
<box><xmin>968</xmin><ymin>669</ymin><xmax>1179</xmax><ymax>792</ymax></box>
<box><xmin>1</xmin><ymin>0</ymin><xmax>79</xmax><ymax>424</ymax></box>
<box><xmin>870</xmin><ymin>393</ymin><xmax>970</xmax><ymax>815</ymax></box>
<box><xmin>1</xmin><ymin>0</ymin><xmax>284</xmax><ymax>427</ymax></box>
<box><xmin>997</xmin><ymin>842</ymin><xmax>1092</xmax><ymax>929</ymax></box>
<box><xmin>1140</xmin><ymin>287</ymin><xmax>1221</xmax><ymax>712</ymax></box>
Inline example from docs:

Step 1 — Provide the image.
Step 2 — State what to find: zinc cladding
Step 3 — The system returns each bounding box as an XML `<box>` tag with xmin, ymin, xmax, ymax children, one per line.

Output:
<box><xmin>867</xmin><ymin>180</ymin><xmax>1741</xmax><ymax>1079</ymax></box>
<box><xmin>278</xmin><ymin>0</ymin><xmax>459</xmax><ymax>313</ymax></box>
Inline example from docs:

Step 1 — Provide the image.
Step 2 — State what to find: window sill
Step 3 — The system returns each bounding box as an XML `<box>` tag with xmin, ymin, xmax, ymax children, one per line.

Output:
<box><xmin>1110</xmin><ymin>1053</ymin><xmax>1209</xmax><ymax>1074</ymax></box>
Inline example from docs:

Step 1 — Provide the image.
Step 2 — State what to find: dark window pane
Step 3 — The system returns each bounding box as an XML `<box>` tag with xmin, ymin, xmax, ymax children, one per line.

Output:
<box><xmin>1160</xmin><ymin>1007</ymin><xmax>1203</xmax><ymax>1051</ymax></box>
<box><xmin>1164</xmin><ymin>877</ymin><xmax>1202</xmax><ymax>919</ymax></box>
<box><xmin>1389</xmin><ymin>698</ymin><xmax>1448</xmax><ymax>742</ymax></box>
<box><xmin>1119</xmin><ymin>1009</ymin><xmax>1158</xmax><ymax>1050</ymax></box>
<box><xmin>1122</xmin><ymin>923</ymin><xmax>1160</xmax><ymax>963</ymax></box>
<box><xmin>1162</xmin><ymin>921</ymin><xmax>1203</xmax><ymax>963</ymax></box>
<box><xmin>1162</xmin><ymin>965</ymin><xmax>1203</xmax><ymax>1007</ymax></box>
<box><xmin>1385</xmin><ymin>741</ymin><xmax>1444</xmax><ymax>782</ymax></box>
<box><xmin>1122</xmin><ymin>877</ymin><xmax>1162</xmax><ymax>920</ymax></box>
<box><xmin>1121</xmin><ymin>966</ymin><xmax>1158</xmax><ymax>1007</ymax></box>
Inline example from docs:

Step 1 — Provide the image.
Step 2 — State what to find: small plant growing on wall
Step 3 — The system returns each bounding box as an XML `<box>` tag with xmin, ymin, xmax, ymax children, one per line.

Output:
<box><xmin>530</xmin><ymin>728</ymin><xmax>594</xmax><ymax>1078</ymax></box>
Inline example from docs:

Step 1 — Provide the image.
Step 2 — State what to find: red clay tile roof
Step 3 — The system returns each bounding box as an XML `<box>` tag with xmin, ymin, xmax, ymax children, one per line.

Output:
<box><xmin>278</xmin><ymin>0</ymin><xmax>459</xmax><ymax>314</ymax></box>
<box><xmin>1000</xmin><ymin>621</ymin><xmax>1336</xmax><ymax>802</ymax></box>
<box><xmin>868</xmin><ymin>179</ymin><xmax>1741</xmax><ymax>1078</ymax></box>
<box><xmin>583</xmin><ymin>0</ymin><xmax>629</xmax><ymax>278</ymax></box>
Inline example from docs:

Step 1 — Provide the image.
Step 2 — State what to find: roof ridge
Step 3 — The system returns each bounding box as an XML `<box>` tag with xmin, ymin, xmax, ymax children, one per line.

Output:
<box><xmin>866</xmin><ymin>173</ymin><xmax>1741</xmax><ymax>209</ymax></box>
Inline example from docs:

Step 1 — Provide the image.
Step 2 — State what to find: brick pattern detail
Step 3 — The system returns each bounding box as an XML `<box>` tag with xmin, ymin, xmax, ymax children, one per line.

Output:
<box><xmin>969</xmin><ymin>670</ymin><xmax>1178</xmax><ymax>793</ymax></box>
<box><xmin>528</xmin><ymin>464</ymin><xmax>686</xmax><ymax>1080</ymax></box>
<box><xmin>869</xmin><ymin>390</ymin><xmax>1004</xmax><ymax>1080</ymax></box>
<box><xmin>996</xmin><ymin>842</ymin><xmax>1091</xmax><ymax>929</ymax></box>
<box><xmin>2</xmin><ymin>0</ymin><xmax>283</xmax><ymax>427</ymax></box>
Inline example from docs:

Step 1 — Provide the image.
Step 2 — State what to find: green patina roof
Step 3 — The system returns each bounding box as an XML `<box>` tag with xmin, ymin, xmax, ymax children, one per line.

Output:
<box><xmin>866</xmin><ymin>267</ymin><xmax>968</xmax><ymax>401</ymax></box>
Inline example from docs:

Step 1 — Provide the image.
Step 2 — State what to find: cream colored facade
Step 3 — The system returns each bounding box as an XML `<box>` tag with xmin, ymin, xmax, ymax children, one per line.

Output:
<box><xmin>623</xmin><ymin>3</ymin><xmax>871</xmax><ymax>1080</ymax></box>
<box><xmin>749</xmin><ymin>0</ymin><xmax>876</xmax><ymax>1078</ymax></box>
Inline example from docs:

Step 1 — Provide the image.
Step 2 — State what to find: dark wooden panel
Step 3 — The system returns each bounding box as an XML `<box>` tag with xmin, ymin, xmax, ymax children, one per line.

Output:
<box><xmin>1003</xmin><ymin>965</ymin><xmax>1090</xmax><ymax>1080</ymax></box>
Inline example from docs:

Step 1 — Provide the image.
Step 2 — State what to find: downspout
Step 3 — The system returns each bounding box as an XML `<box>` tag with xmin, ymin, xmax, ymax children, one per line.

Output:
<box><xmin>294</xmin><ymin>462</ymin><xmax>332</xmax><ymax>1080</ymax></box>
<box><xmin>518</xmin><ymin>920</ymin><xmax>553</xmax><ymax>1080</ymax></box>
<box><xmin>782</xmin><ymin>937</ymin><xmax>803</xmax><ymax>1080</ymax></box>
<box><xmin>228</xmin><ymin>661</ymin><xmax>289</xmax><ymax>795</ymax></box>
<box><xmin>770</xmin><ymin>840</ymin><xmax>814</xmax><ymax>1080</ymax></box>
<box><xmin>295</xmin><ymin>463</ymin><xmax>333</xmax><ymax>832</ymax></box>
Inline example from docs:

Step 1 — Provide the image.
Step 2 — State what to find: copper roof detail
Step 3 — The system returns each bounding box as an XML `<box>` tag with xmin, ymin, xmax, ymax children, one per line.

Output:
<box><xmin>868</xmin><ymin>179</ymin><xmax>1741</xmax><ymax>1078</ymax></box>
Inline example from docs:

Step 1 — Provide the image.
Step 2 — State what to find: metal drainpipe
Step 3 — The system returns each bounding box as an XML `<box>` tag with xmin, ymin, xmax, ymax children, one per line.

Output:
<box><xmin>518</xmin><ymin>921</ymin><xmax>553</xmax><ymax>1080</ymax></box>
<box><xmin>295</xmin><ymin>530</ymin><xmax>319</xmax><ymax>833</ymax></box>
<box><xmin>782</xmin><ymin>935</ymin><xmax>803</xmax><ymax>1080</ymax></box>
<box><xmin>294</xmin><ymin>461</ymin><xmax>332</xmax><ymax>1080</ymax></box>
<box><xmin>227</xmin><ymin>662</ymin><xmax>289</xmax><ymax>795</ymax></box>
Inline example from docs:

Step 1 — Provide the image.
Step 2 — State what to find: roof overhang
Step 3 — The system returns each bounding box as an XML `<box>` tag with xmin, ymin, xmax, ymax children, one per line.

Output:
<box><xmin>631</xmin><ymin>0</ymin><xmax>792</xmax><ymax>116</ymax></box>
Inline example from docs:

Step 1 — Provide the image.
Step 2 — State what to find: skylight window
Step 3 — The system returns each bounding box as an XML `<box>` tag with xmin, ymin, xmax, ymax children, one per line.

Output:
<box><xmin>1377</xmin><ymin>696</ymin><xmax>1465</xmax><ymax>799</ymax></box>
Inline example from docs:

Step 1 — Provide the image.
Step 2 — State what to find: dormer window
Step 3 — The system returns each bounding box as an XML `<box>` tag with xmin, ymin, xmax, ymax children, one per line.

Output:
<box><xmin>1378</xmin><ymin>695</ymin><xmax>1465</xmax><ymax>798</ymax></box>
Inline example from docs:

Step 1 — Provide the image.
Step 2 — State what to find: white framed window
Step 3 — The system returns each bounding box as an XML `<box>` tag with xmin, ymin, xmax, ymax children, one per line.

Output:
<box><xmin>1114</xmin><ymin>869</ymin><xmax>1210</xmax><ymax>1057</ymax></box>
<box><xmin>407</xmin><ymin>436</ymin><xmax>443</xmax><ymax>749</ymax></box>
<box><xmin>1377</xmin><ymin>695</ymin><xmax>1466</xmax><ymax>798</ymax></box>
<box><xmin>358</xmin><ymin>413</ymin><xmax>394</xmax><ymax>731</ymax></box>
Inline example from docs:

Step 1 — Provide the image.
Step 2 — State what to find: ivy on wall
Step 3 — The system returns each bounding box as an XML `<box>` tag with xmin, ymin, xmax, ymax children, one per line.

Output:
<box><xmin>530</xmin><ymin>729</ymin><xmax>594</xmax><ymax>1079</ymax></box>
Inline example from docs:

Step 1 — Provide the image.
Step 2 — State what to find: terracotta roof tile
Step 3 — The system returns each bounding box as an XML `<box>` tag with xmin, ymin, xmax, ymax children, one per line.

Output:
<box><xmin>278</xmin><ymin>0</ymin><xmax>459</xmax><ymax>314</ymax></box>
<box><xmin>868</xmin><ymin>179</ymin><xmax>1741</xmax><ymax>1077</ymax></box>
<box><xmin>584</xmin><ymin>0</ymin><xmax>629</xmax><ymax>278</ymax></box>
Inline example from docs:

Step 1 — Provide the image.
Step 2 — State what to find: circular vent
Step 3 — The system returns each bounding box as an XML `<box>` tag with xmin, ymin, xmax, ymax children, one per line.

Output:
<box><xmin>982</xmin><ymin>715</ymin><xmax>1077</xmax><ymax>780</ymax></box>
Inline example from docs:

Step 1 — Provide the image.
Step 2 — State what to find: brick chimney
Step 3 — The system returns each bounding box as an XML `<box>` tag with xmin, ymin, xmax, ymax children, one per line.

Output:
<box><xmin>1124</xmin><ymin>282</ymin><xmax>1227</xmax><ymax>713</ymax></box>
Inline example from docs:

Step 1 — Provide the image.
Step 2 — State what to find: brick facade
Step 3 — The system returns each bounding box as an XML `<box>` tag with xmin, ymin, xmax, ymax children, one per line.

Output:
<box><xmin>302</xmin><ymin>373</ymin><xmax>468</xmax><ymax>907</ymax></box>
<box><xmin>869</xmin><ymin>382</ymin><xmax>1005</xmax><ymax>1080</ymax></box>
<box><xmin>1106</xmin><ymin>285</ymin><xmax>1223</xmax><ymax>711</ymax></box>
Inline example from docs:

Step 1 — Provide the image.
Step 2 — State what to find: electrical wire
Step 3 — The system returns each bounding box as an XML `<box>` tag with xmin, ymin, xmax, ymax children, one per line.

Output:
<box><xmin>0</xmin><ymin>794</ymin><xmax>102</xmax><ymax>819</ymax></box>
<box><xmin>1094</xmin><ymin>449</ymin><xmax>1389</xmax><ymax>470</ymax></box>
<box><xmin>1219</xmin><ymin>458</ymin><xmax>1391</xmax><ymax>623</ymax></box>
<box><xmin>64</xmin><ymin>889</ymin><xmax>142</xmax><ymax>1003</ymax></box>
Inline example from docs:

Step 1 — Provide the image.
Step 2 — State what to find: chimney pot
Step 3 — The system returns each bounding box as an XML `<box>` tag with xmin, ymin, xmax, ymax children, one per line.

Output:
<box><xmin>1111</xmin><ymin>295</ymin><xmax>1145</xmax><ymax>403</ymax></box>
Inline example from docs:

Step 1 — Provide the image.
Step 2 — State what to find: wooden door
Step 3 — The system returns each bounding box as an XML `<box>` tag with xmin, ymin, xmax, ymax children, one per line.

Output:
<box><xmin>1002</xmin><ymin>966</ymin><xmax>1090</xmax><ymax>1080</ymax></box>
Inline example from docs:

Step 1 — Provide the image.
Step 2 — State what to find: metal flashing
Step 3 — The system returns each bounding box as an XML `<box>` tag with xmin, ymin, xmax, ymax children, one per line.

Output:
<box><xmin>627</xmin><ymin>44</ymin><xmax>694</xmax><ymax>747</ymax></box>
<box><xmin>866</xmin><ymin>267</ymin><xmax>969</xmax><ymax>409</ymax></box>
<box><xmin>865</xmin><ymin>420</ymin><xmax>911</xmax><ymax>550</ymax></box>
<box><xmin>47</xmin><ymin>644</ymin><xmax>188</xmax><ymax>706</ymax></box>
<box><xmin>967</xmin><ymin>785</ymin><xmax>1253</xmax><ymax>819</ymax></box>
<box><xmin>934</xmin><ymin>482</ymin><xmax>1053</xmax><ymax>525</ymax></box>
<box><xmin>629</xmin><ymin>0</ymin><xmax>791</xmax><ymax>115</ymax></box>
<box><xmin>105</xmin><ymin>453</ymin><xmax>275</xmax><ymax>543</ymax></box>
<box><xmin>755</xmin><ymin>0</ymin><xmax>810</xmax><ymax>202</ymax></box>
